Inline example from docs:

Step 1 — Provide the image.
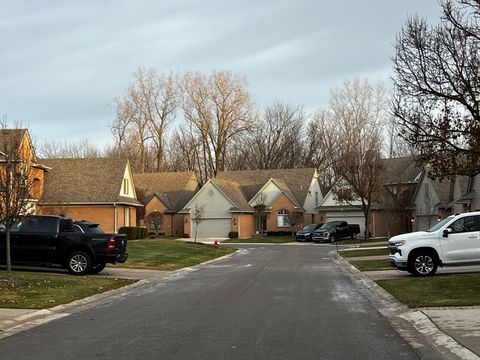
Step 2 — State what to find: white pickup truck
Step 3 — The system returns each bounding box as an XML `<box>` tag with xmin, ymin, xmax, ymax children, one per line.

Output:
<box><xmin>388</xmin><ymin>212</ymin><xmax>480</xmax><ymax>276</ymax></box>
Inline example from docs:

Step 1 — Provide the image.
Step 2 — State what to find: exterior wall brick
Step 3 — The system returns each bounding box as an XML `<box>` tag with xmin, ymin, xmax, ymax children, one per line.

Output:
<box><xmin>238</xmin><ymin>213</ymin><xmax>255</xmax><ymax>237</ymax></box>
<box><xmin>38</xmin><ymin>205</ymin><xmax>137</xmax><ymax>233</ymax></box>
<box><xmin>268</xmin><ymin>194</ymin><xmax>301</xmax><ymax>233</ymax></box>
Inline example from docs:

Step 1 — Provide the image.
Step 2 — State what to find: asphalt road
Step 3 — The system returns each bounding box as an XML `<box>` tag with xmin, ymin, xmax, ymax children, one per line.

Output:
<box><xmin>0</xmin><ymin>244</ymin><xmax>441</xmax><ymax>360</ymax></box>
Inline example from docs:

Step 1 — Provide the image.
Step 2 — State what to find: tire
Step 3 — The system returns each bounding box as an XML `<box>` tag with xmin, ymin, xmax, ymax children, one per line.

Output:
<box><xmin>330</xmin><ymin>235</ymin><xmax>335</xmax><ymax>243</ymax></box>
<box><xmin>351</xmin><ymin>233</ymin><xmax>357</xmax><ymax>240</ymax></box>
<box><xmin>408</xmin><ymin>251</ymin><xmax>438</xmax><ymax>277</ymax></box>
<box><xmin>67</xmin><ymin>251</ymin><xmax>92</xmax><ymax>275</ymax></box>
<box><xmin>90</xmin><ymin>261</ymin><xmax>107</xmax><ymax>274</ymax></box>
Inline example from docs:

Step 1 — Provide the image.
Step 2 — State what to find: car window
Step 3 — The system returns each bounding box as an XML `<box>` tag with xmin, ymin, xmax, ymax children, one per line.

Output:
<box><xmin>449</xmin><ymin>216</ymin><xmax>476</xmax><ymax>233</ymax></box>
<box><xmin>73</xmin><ymin>224</ymin><xmax>84</xmax><ymax>233</ymax></box>
<box><xmin>302</xmin><ymin>224</ymin><xmax>317</xmax><ymax>231</ymax></box>
<box><xmin>20</xmin><ymin>217</ymin><xmax>58</xmax><ymax>233</ymax></box>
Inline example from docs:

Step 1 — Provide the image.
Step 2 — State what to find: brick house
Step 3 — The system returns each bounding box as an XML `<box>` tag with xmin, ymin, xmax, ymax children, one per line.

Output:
<box><xmin>181</xmin><ymin>168</ymin><xmax>323</xmax><ymax>238</ymax></box>
<box><xmin>134</xmin><ymin>172</ymin><xmax>200</xmax><ymax>236</ymax></box>
<box><xmin>0</xmin><ymin>129</ymin><xmax>49</xmax><ymax>213</ymax></box>
<box><xmin>38</xmin><ymin>158</ymin><xmax>142</xmax><ymax>233</ymax></box>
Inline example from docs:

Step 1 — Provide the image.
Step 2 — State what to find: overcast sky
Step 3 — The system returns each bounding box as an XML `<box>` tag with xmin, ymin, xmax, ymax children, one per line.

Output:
<box><xmin>0</xmin><ymin>1</ymin><xmax>441</xmax><ymax>148</ymax></box>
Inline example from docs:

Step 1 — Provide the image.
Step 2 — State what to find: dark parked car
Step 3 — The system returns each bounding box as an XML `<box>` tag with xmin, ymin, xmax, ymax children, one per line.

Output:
<box><xmin>0</xmin><ymin>215</ymin><xmax>128</xmax><ymax>275</ymax></box>
<box><xmin>313</xmin><ymin>221</ymin><xmax>360</xmax><ymax>243</ymax></box>
<box><xmin>296</xmin><ymin>223</ymin><xmax>323</xmax><ymax>242</ymax></box>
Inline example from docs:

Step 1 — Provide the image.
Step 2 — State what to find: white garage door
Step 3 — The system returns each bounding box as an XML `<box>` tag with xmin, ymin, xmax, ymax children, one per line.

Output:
<box><xmin>325</xmin><ymin>212</ymin><xmax>366</xmax><ymax>237</ymax></box>
<box><xmin>191</xmin><ymin>218</ymin><xmax>231</xmax><ymax>239</ymax></box>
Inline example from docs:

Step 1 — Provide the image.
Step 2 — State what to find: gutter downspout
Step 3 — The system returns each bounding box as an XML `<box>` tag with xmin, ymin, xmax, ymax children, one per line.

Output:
<box><xmin>114</xmin><ymin>203</ymin><xmax>118</xmax><ymax>233</ymax></box>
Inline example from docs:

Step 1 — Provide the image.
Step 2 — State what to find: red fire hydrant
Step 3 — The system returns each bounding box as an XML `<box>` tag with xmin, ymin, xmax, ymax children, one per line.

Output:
<box><xmin>214</xmin><ymin>240</ymin><xmax>219</xmax><ymax>249</ymax></box>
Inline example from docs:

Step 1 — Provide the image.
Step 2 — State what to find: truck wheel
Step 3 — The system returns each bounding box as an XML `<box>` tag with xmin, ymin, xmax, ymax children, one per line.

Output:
<box><xmin>330</xmin><ymin>235</ymin><xmax>335</xmax><ymax>243</ymax></box>
<box><xmin>409</xmin><ymin>251</ymin><xmax>438</xmax><ymax>277</ymax></box>
<box><xmin>67</xmin><ymin>251</ymin><xmax>92</xmax><ymax>275</ymax></box>
<box><xmin>351</xmin><ymin>233</ymin><xmax>357</xmax><ymax>239</ymax></box>
<box><xmin>90</xmin><ymin>261</ymin><xmax>106</xmax><ymax>274</ymax></box>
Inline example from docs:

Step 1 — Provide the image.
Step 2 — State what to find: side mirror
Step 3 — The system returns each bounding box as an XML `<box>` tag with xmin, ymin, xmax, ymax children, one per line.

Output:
<box><xmin>443</xmin><ymin>228</ymin><xmax>452</xmax><ymax>238</ymax></box>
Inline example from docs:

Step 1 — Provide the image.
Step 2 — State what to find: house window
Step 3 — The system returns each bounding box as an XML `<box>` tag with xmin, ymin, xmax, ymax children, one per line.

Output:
<box><xmin>123</xmin><ymin>179</ymin><xmax>129</xmax><ymax>195</ymax></box>
<box><xmin>125</xmin><ymin>207</ymin><xmax>130</xmax><ymax>226</ymax></box>
<box><xmin>277</xmin><ymin>209</ymin><xmax>290</xmax><ymax>227</ymax></box>
<box><xmin>315</xmin><ymin>191</ymin><xmax>318</xmax><ymax>205</ymax></box>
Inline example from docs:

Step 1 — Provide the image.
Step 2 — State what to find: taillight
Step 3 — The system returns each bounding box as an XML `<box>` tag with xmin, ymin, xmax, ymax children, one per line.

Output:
<box><xmin>106</xmin><ymin>237</ymin><xmax>116</xmax><ymax>251</ymax></box>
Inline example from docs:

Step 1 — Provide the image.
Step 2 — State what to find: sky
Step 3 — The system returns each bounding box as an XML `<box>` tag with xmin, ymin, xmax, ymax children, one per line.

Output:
<box><xmin>0</xmin><ymin>1</ymin><xmax>442</xmax><ymax>149</ymax></box>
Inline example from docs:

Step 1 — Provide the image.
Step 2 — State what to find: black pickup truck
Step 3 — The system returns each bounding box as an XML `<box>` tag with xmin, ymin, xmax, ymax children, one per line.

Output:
<box><xmin>312</xmin><ymin>221</ymin><xmax>361</xmax><ymax>243</ymax></box>
<box><xmin>0</xmin><ymin>215</ymin><xmax>128</xmax><ymax>275</ymax></box>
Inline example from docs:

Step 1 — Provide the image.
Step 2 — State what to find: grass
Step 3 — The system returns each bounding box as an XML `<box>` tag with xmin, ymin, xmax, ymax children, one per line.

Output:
<box><xmin>222</xmin><ymin>236</ymin><xmax>295</xmax><ymax>244</ymax></box>
<box><xmin>117</xmin><ymin>238</ymin><xmax>237</xmax><ymax>270</ymax></box>
<box><xmin>349</xmin><ymin>259</ymin><xmax>392</xmax><ymax>271</ymax></box>
<box><xmin>339</xmin><ymin>248</ymin><xmax>388</xmax><ymax>258</ymax></box>
<box><xmin>0</xmin><ymin>271</ymin><xmax>135</xmax><ymax>309</ymax></box>
<box><xmin>377</xmin><ymin>274</ymin><xmax>480</xmax><ymax>307</ymax></box>
<box><xmin>336</xmin><ymin>238</ymin><xmax>388</xmax><ymax>246</ymax></box>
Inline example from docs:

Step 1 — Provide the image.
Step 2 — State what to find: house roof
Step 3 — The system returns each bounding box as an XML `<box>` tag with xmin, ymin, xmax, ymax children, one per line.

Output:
<box><xmin>134</xmin><ymin>172</ymin><xmax>199</xmax><ymax>212</ymax></box>
<box><xmin>39</xmin><ymin>157</ymin><xmax>142</xmax><ymax>206</ymax></box>
<box><xmin>212</xmin><ymin>178</ymin><xmax>253</xmax><ymax>212</ymax></box>
<box><xmin>0</xmin><ymin>129</ymin><xmax>27</xmax><ymax>153</ymax></box>
<box><xmin>216</xmin><ymin>168</ymin><xmax>315</xmax><ymax>206</ymax></box>
<box><xmin>378</xmin><ymin>156</ymin><xmax>423</xmax><ymax>185</ymax></box>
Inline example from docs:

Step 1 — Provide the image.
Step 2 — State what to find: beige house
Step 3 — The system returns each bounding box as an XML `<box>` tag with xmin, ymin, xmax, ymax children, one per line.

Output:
<box><xmin>134</xmin><ymin>172</ymin><xmax>200</xmax><ymax>236</ymax></box>
<box><xmin>38</xmin><ymin>158</ymin><xmax>142</xmax><ymax>233</ymax></box>
<box><xmin>181</xmin><ymin>168</ymin><xmax>323</xmax><ymax>238</ymax></box>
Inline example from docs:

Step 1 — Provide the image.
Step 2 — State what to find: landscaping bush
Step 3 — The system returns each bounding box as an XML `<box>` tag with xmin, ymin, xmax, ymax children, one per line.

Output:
<box><xmin>228</xmin><ymin>231</ymin><xmax>239</xmax><ymax>239</ymax></box>
<box><xmin>266</xmin><ymin>231</ymin><xmax>291</xmax><ymax>237</ymax></box>
<box><xmin>118</xmin><ymin>227</ymin><xmax>137</xmax><ymax>240</ymax></box>
<box><xmin>119</xmin><ymin>226</ymin><xmax>148</xmax><ymax>239</ymax></box>
<box><xmin>136</xmin><ymin>227</ymin><xmax>148</xmax><ymax>239</ymax></box>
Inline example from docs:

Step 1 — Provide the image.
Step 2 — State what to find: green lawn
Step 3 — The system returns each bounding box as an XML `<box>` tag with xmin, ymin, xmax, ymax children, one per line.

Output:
<box><xmin>339</xmin><ymin>248</ymin><xmax>389</xmax><ymax>258</ymax></box>
<box><xmin>349</xmin><ymin>259</ymin><xmax>392</xmax><ymax>271</ymax></box>
<box><xmin>377</xmin><ymin>274</ymin><xmax>480</xmax><ymax>307</ymax></box>
<box><xmin>336</xmin><ymin>238</ymin><xmax>388</xmax><ymax>246</ymax></box>
<box><xmin>222</xmin><ymin>236</ymin><xmax>295</xmax><ymax>244</ymax></box>
<box><xmin>0</xmin><ymin>272</ymin><xmax>134</xmax><ymax>309</ymax></box>
<box><xmin>117</xmin><ymin>238</ymin><xmax>237</xmax><ymax>270</ymax></box>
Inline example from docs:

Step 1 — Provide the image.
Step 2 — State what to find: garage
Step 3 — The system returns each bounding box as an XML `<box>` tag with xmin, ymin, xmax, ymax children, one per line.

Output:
<box><xmin>191</xmin><ymin>218</ymin><xmax>231</xmax><ymax>239</ymax></box>
<box><xmin>325</xmin><ymin>212</ymin><xmax>366</xmax><ymax>237</ymax></box>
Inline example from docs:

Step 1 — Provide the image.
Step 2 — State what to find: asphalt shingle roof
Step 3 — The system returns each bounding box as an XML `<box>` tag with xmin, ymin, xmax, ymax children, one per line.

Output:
<box><xmin>216</xmin><ymin>168</ymin><xmax>315</xmax><ymax>207</ymax></box>
<box><xmin>39</xmin><ymin>158</ymin><xmax>141</xmax><ymax>206</ymax></box>
<box><xmin>134</xmin><ymin>172</ymin><xmax>199</xmax><ymax>212</ymax></box>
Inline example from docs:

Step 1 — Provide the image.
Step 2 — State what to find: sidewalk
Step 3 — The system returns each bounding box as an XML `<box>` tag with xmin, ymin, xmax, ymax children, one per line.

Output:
<box><xmin>338</xmin><ymin>250</ymin><xmax>480</xmax><ymax>359</ymax></box>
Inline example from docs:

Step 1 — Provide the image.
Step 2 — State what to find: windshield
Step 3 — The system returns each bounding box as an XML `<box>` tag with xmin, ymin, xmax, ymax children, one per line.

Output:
<box><xmin>320</xmin><ymin>223</ymin><xmax>337</xmax><ymax>230</ymax></box>
<box><xmin>302</xmin><ymin>224</ymin><xmax>318</xmax><ymax>232</ymax></box>
<box><xmin>427</xmin><ymin>216</ymin><xmax>454</xmax><ymax>232</ymax></box>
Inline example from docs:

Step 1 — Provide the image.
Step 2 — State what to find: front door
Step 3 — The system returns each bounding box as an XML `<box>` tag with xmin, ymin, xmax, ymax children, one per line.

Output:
<box><xmin>441</xmin><ymin>215</ymin><xmax>480</xmax><ymax>263</ymax></box>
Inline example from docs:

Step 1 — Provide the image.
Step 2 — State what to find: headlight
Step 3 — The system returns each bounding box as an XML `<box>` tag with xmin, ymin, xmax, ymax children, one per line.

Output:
<box><xmin>391</xmin><ymin>240</ymin><xmax>407</xmax><ymax>247</ymax></box>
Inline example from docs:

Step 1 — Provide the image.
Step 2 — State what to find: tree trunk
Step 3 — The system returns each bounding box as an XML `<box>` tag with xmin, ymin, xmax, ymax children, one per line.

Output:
<box><xmin>6</xmin><ymin>226</ymin><xmax>13</xmax><ymax>283</ymax></box>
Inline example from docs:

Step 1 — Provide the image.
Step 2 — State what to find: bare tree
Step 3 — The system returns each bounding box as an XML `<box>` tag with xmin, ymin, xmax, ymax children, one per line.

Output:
<box><xmin>113</xmin><ymin>68</ymin><xmax>177</xmax><ymax>173</ymax></box>
<box><xmin>192</xmin><ymin>203</ymin><xmax>205</xmax><ymax>243</ymax></box>
<box><xmin>244</xmin><ymin>103</ymin><xmax>305</xmax><ymax>170</ymax></box>
<box><xmin>178</xmin><ymin>71</ymin><xmax>254</xmax><ymax>180</ymax></box>
<box><xmin>324</xmin><ymin>79</ymin><xmax>387</xmax><ymax>240</ymax></box>
<box><xmin>38</xmin><ymin>138</ymin><xmax>102</xmax><ymax>158</ymax></box>
<box><xmin>392</xmin><ymin>0</ymin><xmax>480</xmax><ymax>177</ymax></box>
<box><xmin>0</xmin><ymin>125</ymin><xmax>35</xmax><ymax>283</ymax></box>
<box><xmin>422</xmin><ymin>181</ymin><xmax>438</xmax><ymax>229</ymax></box>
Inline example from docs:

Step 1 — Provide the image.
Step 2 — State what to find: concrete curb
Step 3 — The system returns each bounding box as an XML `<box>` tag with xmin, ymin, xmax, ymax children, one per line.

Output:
<box><xmin>333</xmin><ymin>251</ymin><xmax>480</xmax><ymax>360</ymax></box>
